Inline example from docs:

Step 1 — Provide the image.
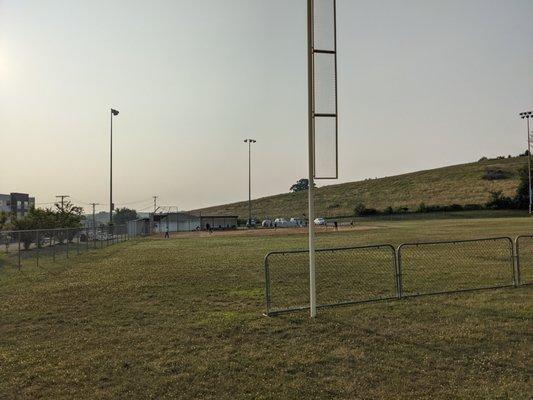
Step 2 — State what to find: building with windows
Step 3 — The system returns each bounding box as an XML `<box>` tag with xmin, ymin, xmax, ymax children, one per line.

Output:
<box><xmin>0</xmin><ymin>193</ymin><xmax>35</xmax><ymax>218</ymax></box>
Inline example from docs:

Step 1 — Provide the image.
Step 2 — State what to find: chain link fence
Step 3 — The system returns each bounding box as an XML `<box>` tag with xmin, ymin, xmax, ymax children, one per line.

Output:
<box><xmin>1</xmin><ymin>225</ymin><xmax>131</xmax><ymax>269</ymax></box>
<box><xmin>398</xmin><ymin>237</ymin><xmax>515</xmax><ymax>297</ymax></box>
<box><xmin>265</xmin><ymin>236</ymin><xmax>529</xmax><ymax>316</ymax></box>
<box><xmin>515</xmin><ymin>235</ymin><xmax>533</xmax><ymax>285</ymax></box>
<box><xmin>265</xmin><ymin>245</ymin><xmax>397</xmax><ymax>316</ymax></box>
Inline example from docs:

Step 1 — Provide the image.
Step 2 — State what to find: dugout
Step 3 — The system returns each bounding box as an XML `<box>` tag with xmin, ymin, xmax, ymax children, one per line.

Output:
<box><xmin>200</xmin><ymin>216</ymin><xmax>238</xmax><ymax>231</ymax></box>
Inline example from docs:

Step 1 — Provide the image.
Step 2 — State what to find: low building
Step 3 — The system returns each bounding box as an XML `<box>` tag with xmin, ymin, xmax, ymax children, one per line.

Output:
<box><xmin>127</xmin><ymin>213</ymin><xmax>239</xmax><ymax>235</ymax></box>
<box><xmin>152</xmin><ymin>212</ymin><xmax>202</xmax><ymax>233</ymax></box>
<box><xmin>0</xmin><ymin>193</ymin><xmax>35</xmax><ymax>218</ymax></box>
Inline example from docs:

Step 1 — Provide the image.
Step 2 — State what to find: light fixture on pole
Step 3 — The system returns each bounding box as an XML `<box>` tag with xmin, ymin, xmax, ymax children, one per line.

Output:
<box><xmin>519</xmin><ymin>111</ymin><xmax>533</xmax><ymax>214</ymax></box>
<box><xmin>244</xmin><ymin>139</ymin><xmax>257</xmax><ymax>227</ymax></box>
<box><xmin>110</xmin><ymin>108</ymin><xmax>119</xmax><ymax>225</ymax></box>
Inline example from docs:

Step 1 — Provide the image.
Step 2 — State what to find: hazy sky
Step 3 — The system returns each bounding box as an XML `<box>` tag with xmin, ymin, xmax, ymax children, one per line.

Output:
<box><xmin>1</xmin><ymin>0</ymin><xmax>532</xmax><ymax>212</ymax></box>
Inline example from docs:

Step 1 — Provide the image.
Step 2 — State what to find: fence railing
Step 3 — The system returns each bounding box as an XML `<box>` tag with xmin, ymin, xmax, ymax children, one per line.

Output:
<box><xmin>515</xmin><ymin>235</ymin><xmax>533</xmax><ymax>285</ymax></box>
<box><xmin>264</xmin><ymin>236</ymin><xmax>530</xmax><ymax>316</ymax></box>
<box><xmin>398</xmin><ymin>237</ymin><xmax>515</xmax><ymax>297</ymax></box>
<box><xmin>265</xmin><ymin>245</ymin><xmax>397</xmax><ymax>315</ymax></box>
<box><xmin>0</xmin><ymin>225</ymin><xmax>133</xmax><ymax>269</ymax></box>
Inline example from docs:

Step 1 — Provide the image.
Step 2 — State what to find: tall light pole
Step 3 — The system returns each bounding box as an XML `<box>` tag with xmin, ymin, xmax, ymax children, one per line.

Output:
<box><xmin>110</xmin><ymin>108</ymin><xmax>119</xmax><ymax>225</ymax></box>
<box><xmin>520</xmin><ymin>111</ymin><xmax>533</xmax><ymax>214</ymax></box>
<box><xmin>244</xmin><ymin>139</ymin><xmax>257</xmax><ymax>227</ymax></box>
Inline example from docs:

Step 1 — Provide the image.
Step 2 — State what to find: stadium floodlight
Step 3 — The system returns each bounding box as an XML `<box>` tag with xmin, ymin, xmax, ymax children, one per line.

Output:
<box><xmin>519</xmin><ymin>111</ymin><xmax>533</xmax><ymax>214</ymax></box>
<box><xmin>244</xmin><ymin>139</ymin><xmax>257</xmax><ymax>227</ymax></box>
<box><xmin>110</xmin><ymin>108</ymin><xmax>119</xmax><ymax>224</ymax></box>
<box><xmin>308</xmin><ymin>0</ymin><xmax>339</xmax><ymax>317</ymax></box>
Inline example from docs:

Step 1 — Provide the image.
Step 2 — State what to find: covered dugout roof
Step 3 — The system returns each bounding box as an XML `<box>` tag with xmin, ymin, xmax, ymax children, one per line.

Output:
<box><xmin>200</xmin><ymin>215</ymin><xmax>238</xmax><ymax>230</ymax></box>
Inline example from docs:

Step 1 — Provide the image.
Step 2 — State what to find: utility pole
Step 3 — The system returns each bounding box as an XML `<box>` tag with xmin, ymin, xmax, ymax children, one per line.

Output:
<box><xmin>243</xmin><ymin>139</ymin><xmax>257</xmax><ymax>227</ymax></box>
<box><xmin>90</xmin><ymin>203</ymin><xmax>99</xmax><ymax>228</ymax></box>
<box><xmin>55</xmin><ymin>195</ymin><xmax>70</xmax><ymax>209</ymax></box>
<box><xmin>110</xmin><ymin>108</ymin><xmax>119</xmax><ymax>225</ymax></box>
<box><xmin>150</xmin><ymin>196</ymin><xmax>159</xmax><ymax>235</ymax></box>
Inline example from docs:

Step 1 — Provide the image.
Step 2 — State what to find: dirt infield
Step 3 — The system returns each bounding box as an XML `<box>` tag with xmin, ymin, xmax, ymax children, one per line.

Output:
<box><xmin>153</xmin><ymin>224</ymin><xmax>383</xmax><ymax>240</ymax></box>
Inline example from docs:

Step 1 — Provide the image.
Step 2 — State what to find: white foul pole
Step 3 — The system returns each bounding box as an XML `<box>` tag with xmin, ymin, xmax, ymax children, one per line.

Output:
<box><xmin>307</xmin><ymin>0</ymin><xmax>317</xmax><ymax>318</ymax></box>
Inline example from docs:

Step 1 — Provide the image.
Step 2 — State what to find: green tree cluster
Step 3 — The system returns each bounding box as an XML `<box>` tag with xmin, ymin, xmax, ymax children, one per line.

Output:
<box><xmin>113</xmin><ymin>208</ymin><xmax>138</xmax><ymax>225</ymax></box>
<box><xmin>4</xmin><ymin>202</ymin><xmax>84</xmax><ymax>249</ymax></box>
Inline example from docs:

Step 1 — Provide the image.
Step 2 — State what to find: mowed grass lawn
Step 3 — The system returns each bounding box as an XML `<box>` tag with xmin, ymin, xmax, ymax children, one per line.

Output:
<box><xmin>1</xmin><ymin>218</ymin><xmax>532</xmax><ymax>399</ymax></box>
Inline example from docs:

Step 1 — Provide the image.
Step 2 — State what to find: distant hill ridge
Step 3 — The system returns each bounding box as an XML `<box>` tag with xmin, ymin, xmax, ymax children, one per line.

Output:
<box><xmin>191</xmin><ymin>156</ymin><xmax>526</xmax><ymax>220</ymax></box>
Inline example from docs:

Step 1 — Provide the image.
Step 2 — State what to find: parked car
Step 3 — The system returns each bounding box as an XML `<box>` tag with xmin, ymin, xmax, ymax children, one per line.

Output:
<box><xmin>262</xmin><ymin>219</ymin><xmax>273</xmax><ymax>228</ymax></box>
<box><xmin>273</xmin><ymin>218</ymin><xmax>291</xmax><ymax>228</ymax></box>
<box><xmin>290</xmin><ymin>218</ymin><xmax>306</xmax><ymax>227</ymax></box>
<box><xmin>314</xmin><ymin>217</ymin><xmax>326</xmax><ymax>226</ymax></box>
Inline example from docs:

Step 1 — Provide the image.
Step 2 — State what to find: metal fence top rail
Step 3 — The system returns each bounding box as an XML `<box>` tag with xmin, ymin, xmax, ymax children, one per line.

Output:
<box><xmin>516</xmin><ymin>234</ymin><xmax>533</xmax><ymax>239</ymax></box>
<box><xmin>265</xmin><ymin>243</ymin><xmax>396</xmax><ymax>258</ymax></box>
<box><xmin>397</xmin><ymin>236</ymin><xmax>514</xmax><ymax>248</ymax></box>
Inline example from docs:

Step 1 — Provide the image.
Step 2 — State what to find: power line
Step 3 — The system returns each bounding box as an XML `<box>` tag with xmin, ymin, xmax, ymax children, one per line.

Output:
<box><xmin>55</xmin><ymin>195</ymin><xmax>70</xmax><ymax>208</ymax></box>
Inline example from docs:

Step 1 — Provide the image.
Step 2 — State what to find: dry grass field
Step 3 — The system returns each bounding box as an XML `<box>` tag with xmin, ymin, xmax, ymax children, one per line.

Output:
<box><xmin>1</xmin><ymin>217</ymin><xmax>532</xmax><ymax>399</ymax></box>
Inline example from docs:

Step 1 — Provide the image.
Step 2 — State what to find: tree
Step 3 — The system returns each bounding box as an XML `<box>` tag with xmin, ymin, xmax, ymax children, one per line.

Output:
<box><xmin>114</xmin><ymin>208</ymin><xmax>138</xmax><ymax>225</ymax></box>
<box><xmin>514</xmin><ymin>165</ymin><xmax>531</xmax><ymax>209</ymax></box>
<box><xmin>354</xmin><ymin>203</ymin><xmax>366</xmax><ymax>216</ymax></box>
<box><xmin>290</xmin><ymin>178</ymin><xmax>315</xmax><ymax>193</ymax></box>
<box><xmin>485</xmin><ymin>190</ymin><xmax>515</xmax><ymax>210</ymax></box>
<box><xmin>54</xmin><ymin>201</ymin><xmax>83</xmax><ymax>228</ymax></box>
<box><xmin>0</xmin><ymin>211</ymin><xmax>7</xmax><ymax>230</ymax></box>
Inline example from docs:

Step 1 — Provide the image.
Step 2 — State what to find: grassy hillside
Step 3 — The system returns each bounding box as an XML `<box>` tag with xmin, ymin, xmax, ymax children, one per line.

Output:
<box><xmin>193</xmin><ymin>156</ymin><xmax>527</xmax><ymax>219</ymax></box>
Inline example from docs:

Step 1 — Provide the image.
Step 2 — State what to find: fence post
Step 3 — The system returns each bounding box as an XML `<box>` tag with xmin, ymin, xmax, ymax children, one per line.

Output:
<box><xmin>514</xmin><ymin>237</ymin><xmax>521</xmax><ymax>287</ymax></box>
<box><xmin>77</xmin><ymin>229</ymin><xmax>80</xmax><ymax>255</ymax></box>
<box><xmin>264</xmin><ymin>254</ymin><xmax>272</xmax><ymax>316</ymax></box>
<box><xmin>52</xmin><ymin>229</ymin><xmax>56</xmax><ymax>262</ymax></box>
<box><xmin>36</xmin><ymin>230</ymin><xmax>39</xmax><ymax>267</ymax></box>
<box><xmin>505</xmin><ymin>237</ymin><xmax>516</xmax><ymax>287</ymax></box>
<box><xmin>17</xmin><ymin>231</ymin><xmax>21</xmax><ymax>269</ymax></box>
<box><xmin>66</xmin><ymin>229</ymin><xmax>69</xmax><ymax>259</ymax></box>
<box><xmin>396</xmin><ymin>245</ymin><xmax>403</xmax><ymax>299</ymax></box>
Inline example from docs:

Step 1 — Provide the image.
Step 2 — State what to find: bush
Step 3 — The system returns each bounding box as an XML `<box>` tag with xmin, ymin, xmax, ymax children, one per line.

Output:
<box><xmin>478</xmin><ymin>156</ymin><xmax>488</xmax><ymax>162</ymax></box>
<box><xmin>394</xmin><ymin>207</ymin><xmax>409</xmax><ymax>214</ymax></box>
<box><xmin>449</xmin><ymin>204</ymin><xmax>464</xmax><ymax>211</ymax></box>
<box><xmin>354</xmin><ymin>203</ymin><xmax>378</xmax><ymax>216</ymax></box>
<box><xmin>464</xmin><ymin>204</ymin><xmax>483</xmax><ymax>211</ymax></box>
<box><xmin>514</xmin><ymin>165</ymin><xmax>531</xmax><ymax>209</ymax></box>
<box><xmin>383</xmin><ymin>206</ymin><xmax>394</xmax><ymax>215</ymax></box>
<box><xmin>354</xmin><ymin>203</ymin><xmax>366</xmax><ymax>216</ymax></box>
<box><xmin>483</xmin><ymin>169</ymin><xmax>510</xmax><ymax>180</ymax></box>
<box><xmin>486</xmin><ymin>191</ymin><xmax>515</xmax><ymax>210</ymax></box>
